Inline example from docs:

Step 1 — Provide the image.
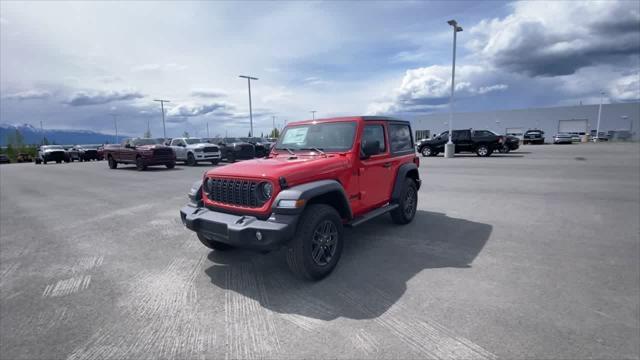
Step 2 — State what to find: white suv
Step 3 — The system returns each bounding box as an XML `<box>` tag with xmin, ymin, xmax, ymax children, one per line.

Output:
<box><xmin>169</xmin><ymin>138</ymin><xmax>221</xmax><ymax>166</ymax></box>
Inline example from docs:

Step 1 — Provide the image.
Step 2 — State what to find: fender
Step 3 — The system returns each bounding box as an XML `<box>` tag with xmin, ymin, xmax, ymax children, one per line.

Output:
<box><xmin>272</xmin><ymin>179</ymin><xmax>352</xmax><ymax>218</ymax></box>
<box><xmin>391</xmin><ymin>163</ymin><xmax>421</xmax><ymax>203</ymax></box>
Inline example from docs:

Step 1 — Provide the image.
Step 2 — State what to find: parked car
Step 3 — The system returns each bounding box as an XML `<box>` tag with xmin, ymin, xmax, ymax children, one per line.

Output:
<box><xmin>0</xmin><ymin>154</ymin><xmax>10</xmax><ymax>164</ymax></box>
<box><xmin>181</xmin><ymin>116</ymin><xmax>420</xmax><ymax>280</ymax></box>
<box><xmin>523</xmin><ymin>129</ymin><xmax>545</xmax><ymax>144</ymax></box>
<box><xmin>169</xmin><ymin>137</ymin><xmax>221</xmax><ymax>166</ymax></box>
<box><xmin>204</xmin><ymin>137</ymin><xmax>255</xmax><ymax>162</ymax></box>
<box><xmin>553</xmin><ymin>133</ymin><xmax>573</xmax><ymax>144</ymax></box>
<box><xmin>103</xmin><ymin>138</ymin><xmax>176</xmax><ymax>171</ymax></box>
<box><xmin>590</xmin><ymin>130</ymin><xmax>609</xmax><ymax>142</ymax></box>
<box><xmin>35</xmin><ymin>145</ymin><xmax>67</xmax><ymax>164</ymax></box>
<box><xmin>76</xmin><ymin>144</ymin><xmax>101</xmax><ymax>161</ymax></box>
<box><xmin>417</xmin><ymin>129</ymin><xmax>502</xmax><ymax>157</ymax></box>
<box><xmin>63</xmin><ymin>145</ymin><xmax>80</xmax><ymax>162</ymax></box>
<box><xmin>16</xmin><ymin>153</ymin><xmax>33</xmax><ymax>162</ymax></box>
<box><xmin>240</xmin><ymin>137</ymin><xmax>272</xmax><ymax>157</ymax></box>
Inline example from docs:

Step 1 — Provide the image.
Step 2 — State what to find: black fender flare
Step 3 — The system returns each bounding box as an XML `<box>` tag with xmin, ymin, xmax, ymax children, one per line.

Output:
<box><xmin>391</xmin><ymin>163</ymin><xmax>421</xmax><ymax>203</ymax></box>
<box><xmin>272</xmin><ymin>179</ymin><xmax>352</xmax><ymax>219</ymax></box>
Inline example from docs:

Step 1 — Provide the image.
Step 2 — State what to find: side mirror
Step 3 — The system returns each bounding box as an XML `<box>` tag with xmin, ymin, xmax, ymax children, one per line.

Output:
<box><xmin>361</xmin><ymin>140</ymin><xmax>381</xmax><ymax>159</ymax></box>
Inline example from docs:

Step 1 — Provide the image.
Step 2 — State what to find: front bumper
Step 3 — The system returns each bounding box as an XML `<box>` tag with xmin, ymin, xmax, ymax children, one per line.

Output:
<box><xmin>195</xmin><ymin>152</ymin><xmax>221</xmax><ymax>160</ymax></box>
<box><xmin>180</xmin><ymin>205</ymin><xmax>298</xmax><ymax>251</ymax></box>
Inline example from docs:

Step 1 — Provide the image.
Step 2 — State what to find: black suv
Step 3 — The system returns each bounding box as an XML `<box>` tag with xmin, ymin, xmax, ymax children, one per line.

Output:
<box><xmin>523</xmin><ymin>130</ymin><xmax>545</xmax><ymax>144</ymax></box>
<box><xmin>205</xmin><ymin>138</ymin><xmax>255</xmax><ymax>162</ymax></box>
<box><xmin>417</xmin><ymin>129</ymin><xmax>502</xmax><ymax>157</ymax></box>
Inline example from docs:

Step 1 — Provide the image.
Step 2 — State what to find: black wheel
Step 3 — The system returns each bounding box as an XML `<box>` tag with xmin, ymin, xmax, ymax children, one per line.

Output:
<box><xmin>502</xmin><ymin>146</ymin><xmax>510</xmax><ymax>153</ymax></box>
<box><xmin>227</xmin><ymin>153</ymin><xmax>236</xmax><ymax>163</ymax></box>
<box><xmin>56</xmin><ymin>160</ymin><xmax>62</xmax><ymax>164</ymax></box>
<box><xmin>211</xmin><ymin>160</ymin><xmax>219</xmax><ymax>165</ymax></box>
<box><xmin>35</xmin><ymin>159</ymin><xmax>41</xmax><ymax>164</ymax></box>
<box><xmin>135</xmin><ymin>156</ymin><xmax>146</xmax><ymax>171</ymax></box>
<box><xmin>43</xmin><ymin>159</ymin><xmax>47</xmax><ymax>164</ymax></box>
<box><xmin>197</xmin><ymin>233</ymin><xmax>234</xmax><ymax>251</ymax></box>
<box><xmin>108</xmin><ymin>156</ymin><xmax>117</xmax><ymax>169</ymax></box>
<box><xmin>166</xmin><ymin>161</ymin><xmax>175</xmax><ymax>169</ymax></box>
<box><xmin>420</xmin><ymin>146</ymin><xmax>433</xmax><ymax>157</ymax></box>
<box><xmin>476</xmin><ymin>144</ymin><xmax>491</xmax><ymax>157</ymax></box>
<box><xmin>186</xmin><ymin>153</ymin><xmax>196</xmax><ymax>166</ymax></box>
<box><xmin>286</xmin><ymin>204</ymin><xmax>343</xmax><ymax>281</ymax></box>
<box><xmin>390</xmin><ymin>178</ymin><xmax>418</xmax><ymax>225</ymax></box>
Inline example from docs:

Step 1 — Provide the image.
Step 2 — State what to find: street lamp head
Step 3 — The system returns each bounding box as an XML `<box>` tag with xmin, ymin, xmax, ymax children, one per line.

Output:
<box><xmin>456</xmin><ymin>26</ymin><xmax>463</xmax><ymax>32</ymax></box>
<box><xmin>447</xmin><ymin>19</ymin><xmax>457</xmax><ymax>26</ymax></box>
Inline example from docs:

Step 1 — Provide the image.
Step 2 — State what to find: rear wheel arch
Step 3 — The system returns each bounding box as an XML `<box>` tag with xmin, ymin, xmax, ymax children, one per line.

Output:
<box><xmin>391</xmin><ymin>163</ymin><xmax>420</xmax><ymax>203</ymax></box>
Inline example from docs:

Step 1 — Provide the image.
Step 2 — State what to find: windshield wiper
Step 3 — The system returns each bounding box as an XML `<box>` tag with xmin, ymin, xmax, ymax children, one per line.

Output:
<box><xmin>301</xmin><ymin>147</ymin><xmax>325</xmax><ymax>155</ymax></box>
<box><xmin>276</xmin><ymin>147</ymin><xmax>296</xmax><ymax>155</ymax></box>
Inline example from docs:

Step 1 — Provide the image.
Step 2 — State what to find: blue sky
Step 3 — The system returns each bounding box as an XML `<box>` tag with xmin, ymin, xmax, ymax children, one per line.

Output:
<box><xmin>1</xmin><ymin>1</ymin><xmax>638</xmax><ymax>137</ymax></box>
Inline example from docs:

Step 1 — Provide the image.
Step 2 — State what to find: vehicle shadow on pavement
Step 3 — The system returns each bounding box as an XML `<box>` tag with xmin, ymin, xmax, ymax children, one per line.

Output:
<box><xmin>203</xmin><ymin>210</ymin><xmax>492</xmax><ymax>320</ymax></box>
<box><xmin>112</xmin><ymin>166</ymin><xmax>183</xmax><ymax>171</ymax></box>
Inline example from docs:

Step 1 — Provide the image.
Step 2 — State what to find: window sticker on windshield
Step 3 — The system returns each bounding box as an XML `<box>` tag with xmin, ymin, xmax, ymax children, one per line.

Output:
<box><xmin>282</xmin><ymin>127</ymin><xmax>308</xmax><ymax>145</ymax></box>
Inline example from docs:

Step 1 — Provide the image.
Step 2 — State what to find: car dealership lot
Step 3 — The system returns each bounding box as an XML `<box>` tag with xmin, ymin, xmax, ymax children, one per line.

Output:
<box><xmin>1</xmin><ymin>143</ymin><xmax>638</xmax><ymax>359</ymax></box>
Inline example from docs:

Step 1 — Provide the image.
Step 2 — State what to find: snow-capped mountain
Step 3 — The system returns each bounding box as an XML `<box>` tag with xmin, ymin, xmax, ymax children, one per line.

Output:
<box><xmin>0</xmin><ymin>123</ymin><xmax>125</xmax><ymax>145</ymax></box>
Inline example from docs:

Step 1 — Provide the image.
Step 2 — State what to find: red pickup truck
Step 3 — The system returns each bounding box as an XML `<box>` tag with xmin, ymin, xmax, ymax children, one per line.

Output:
<box><xmin>103</xmin><ymin>138</ymin><xmax>176</xmax><ymax>171</ymax></box>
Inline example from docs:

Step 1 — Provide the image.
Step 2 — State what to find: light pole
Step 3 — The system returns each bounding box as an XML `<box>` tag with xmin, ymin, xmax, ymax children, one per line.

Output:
<box><xmin>110</xmin><ymin>114</ymin><xmax>118</xmax><ymax>144</ymax></box>
<box><xmin>153</xmin><ymin>99</ymin><xmax>170</xmax><ymax>142</ymax></box>
<box><xmin>239</xmin><ymin>75</ymin><xmax>258</xmax><ymax>137</ymax></box>
<box><xmin>445</xmin><ymin>19</ymin><xmax>463</xmax><ymax>158</ymax></box>
<box><xmin>310</xmin><ymin>110</ymin><xmax>317</xmax><ymax>120</ymax></box>
<box><xmin>40</xmin><ymin>120</ymin><xmax>44</xmax><ymax>145</ymax></box>
<box><xmin>595</xmin><ymin>91</ymin><xmax>604</xmax><ymax>142</ymax></box>
<box><xmin>206</xmin><ymin>122</ymin><xmax>210</xmax><ymax>138</ymax></box>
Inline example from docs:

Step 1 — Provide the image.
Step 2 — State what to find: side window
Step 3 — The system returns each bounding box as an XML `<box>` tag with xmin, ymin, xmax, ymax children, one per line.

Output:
<box><xmin>170</xmin><ymin>139</ymin><xmax>179</xmax><ymax>146</ymax></box>
<box><xmin>390</xmin><ymin>124</ymin><xmax>413</xmax><ymax>153</ymax></box>
<box><xmin>361</xmin><ymin>125</ymin><xmax>386</xmax><ymax>153</ymax></box>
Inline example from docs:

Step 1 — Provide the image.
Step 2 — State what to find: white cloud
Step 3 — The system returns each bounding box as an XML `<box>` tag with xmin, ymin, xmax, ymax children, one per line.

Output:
<box><xmin>167</xmin><ymin>101</ymin><xmax>233</xmax><ymax>117</ymax></box>
<box><xmin>467</xmin><ymin>0</ymin><xmax>640</xmax><ymax>76</ymax></box>
<box><xmin>3</xmin><ymin>89</ymin><xmax>51</xmax><ymax>101</ymax></box>
<box><xmin>368</xmin><ymin>65</ymin><xmax>508</xmax><ymax>114</ymax></box>
<box><xmin>64</xmin><ymin>89</ymin><xmax>144</xmax><ymax>106</ymax></box>
<box><xmin>190</xmin><ymin>88</ymin><xmax>227</xmax><ymax>98</ymax></box>
<box><xmin>609</xmin><ymin>74</ymin><xmax>640</xmax><ymax>102</ymax></box>
<box><xmin>131</xmin><ymin>63</ymin><xmax>187</xmax><ymax>72</ymax></box>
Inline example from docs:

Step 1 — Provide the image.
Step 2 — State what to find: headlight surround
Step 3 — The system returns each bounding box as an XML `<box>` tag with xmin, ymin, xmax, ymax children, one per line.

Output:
<box><xmin>260</xmin><ymin>182</ymin><xmax>273</xmax><ymax>200</ymax></box>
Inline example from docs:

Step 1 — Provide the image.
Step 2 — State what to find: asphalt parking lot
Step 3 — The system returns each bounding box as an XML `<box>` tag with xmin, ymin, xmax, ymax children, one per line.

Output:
<box><xmin>1</xmin><ymin>143</ymin><xmax>639</xmax><ymax>359</ymax></box>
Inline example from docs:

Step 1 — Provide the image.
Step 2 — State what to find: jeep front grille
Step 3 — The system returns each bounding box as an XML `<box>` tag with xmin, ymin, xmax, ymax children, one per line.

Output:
<box><xmin>204</xmin><ymin>178</ymin><xmax>263</xmax><ymax>207</ymax></box>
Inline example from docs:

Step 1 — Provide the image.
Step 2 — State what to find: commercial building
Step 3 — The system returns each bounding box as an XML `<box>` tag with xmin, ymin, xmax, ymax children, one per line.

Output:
<box><xmin>412</xmin><ymin>102</ymin><xmax>640</xmax><ymax>142</ymax></box>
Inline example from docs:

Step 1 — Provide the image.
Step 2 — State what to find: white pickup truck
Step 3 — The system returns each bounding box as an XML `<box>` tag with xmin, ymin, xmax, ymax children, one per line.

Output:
<box><xmin>169</xmin><ymin>138</ymin><xmax>221</xmax><ymax>166</ymax></box>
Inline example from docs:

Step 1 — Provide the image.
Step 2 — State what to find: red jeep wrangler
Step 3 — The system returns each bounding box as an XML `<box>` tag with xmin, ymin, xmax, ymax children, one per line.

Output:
<box><xmin>180</xmin><ymin>116</ymin><xmax>421</xmax><ymax>280</ymax></box>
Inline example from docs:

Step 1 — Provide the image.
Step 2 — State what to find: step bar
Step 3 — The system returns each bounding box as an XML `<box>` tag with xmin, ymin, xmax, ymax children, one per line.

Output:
<box><xmin>346</xmin><ymin>203</ymin><xmax>399</xmax><ymax>227</ymax></box>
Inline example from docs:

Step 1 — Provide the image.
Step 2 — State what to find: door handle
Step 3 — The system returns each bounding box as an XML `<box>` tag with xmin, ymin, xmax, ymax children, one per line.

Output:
<box><xmin>383</xmin><ymin>162</ymin><xmax>392</xmax><ymax>168</ymax></box>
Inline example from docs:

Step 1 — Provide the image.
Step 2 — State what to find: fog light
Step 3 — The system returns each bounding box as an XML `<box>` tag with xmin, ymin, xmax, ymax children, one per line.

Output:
<box><xmin>255</xmin><ymin>231</ymin><xmax>263</xmax><ymax>241</ymax></box>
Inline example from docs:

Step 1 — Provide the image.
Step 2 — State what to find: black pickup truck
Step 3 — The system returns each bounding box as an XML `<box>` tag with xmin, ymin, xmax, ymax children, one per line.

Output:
<box><xmin>417</xmin><ymin>129</ymin><xmax>502</xmax><ymax>157</ymax></box>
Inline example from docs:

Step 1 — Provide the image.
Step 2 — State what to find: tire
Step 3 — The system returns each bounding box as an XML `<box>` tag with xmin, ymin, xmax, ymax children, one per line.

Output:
<box><xmin>420</xmin><ymin>146</ymin><xmax>433</xmax><ymax>157</ymax></box>
<box><xmin>390</xmin><ymin>178</ymin><xmax>418</xmax><ymax>225</ymax></box>
<box><xmin>166</xmin><ymin>161</ymin><xmax>175</xmax><ymax>169</ymax></box>
<box><xmin>503</xmin><ymin>146</ymin><xmax>511</xmax><ymax>153</ymax></box>
<box><xmin>43</xmin><ymin>159</ymin><xmax>47</xmax><ymax>164</ymax></box>
<box><xmin>286</xmin><ymin>204</ymin><xmax>343</xmax><ymax>281</ymax></box>
<box><xmin>108</xmin><ymin>156</ymin><xmax>117</xmax><ymax>169</ymax></box>
<box><xmin>476</xmin><ymin>144</ymin><xmax>491</xmax><ymax>157</ymax></box>
<box><xmin>211</xmin><ymin>160</ymin><xmax>219</xmax><ymax>165</ymax></box>
<box><xmin>35</xmin><ymin>159</ymin><xmax>41</xmax><ymax>164</ymax></box>
<box><xmin>56</xmin><ymin>160</ymin><xmax>62</xmax><ymax>164</ymax></box>
<box><xmin>227</xmin><ymin>152</ymin><xmax>236</xmax><ymax>163</ymax></box>
<box><xmin>135</xmin><ymin>156</ymin><xmax>146</xmax><ymax>171</ymax></box>
<box><xmin>186</xmin><ymin>153</ymin><xmax>196</xmax><ymax>166</ymax></box>
<box><xmin>197</xmin><ymin>233</ymin><xmax>234</xmax><ymax>251</ymax></box>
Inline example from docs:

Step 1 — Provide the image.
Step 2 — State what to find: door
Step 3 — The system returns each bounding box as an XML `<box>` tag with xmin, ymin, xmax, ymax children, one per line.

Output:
<box><xmin>358</xmin><ymin>122</ymin><xmax>394</xmax><ymax>211</ymax></box>
<box><xmin>121</xmin><ymin>139</ymin><xmax>136</xmax><ymax>163</ymax></box>
<box><xmin>453</xmin><ymin>130</ymin><xmax>472</xmax><ymax>152</ymax></box>
<box><xmin>171</xmin><ymin>139</ymin><xmax>186</xmax><ymax>160</ymax></box>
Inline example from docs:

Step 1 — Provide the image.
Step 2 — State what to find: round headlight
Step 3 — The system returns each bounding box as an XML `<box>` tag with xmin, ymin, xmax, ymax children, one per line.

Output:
<box><xmin>261</xmin><ymin>182</ymin><xmax>273</xmax><ymax>199</ymax></box>
<box><xmin>205</xmin><ymin>178</ymin><xmax>214</xmax><ymax>193</ymax></box>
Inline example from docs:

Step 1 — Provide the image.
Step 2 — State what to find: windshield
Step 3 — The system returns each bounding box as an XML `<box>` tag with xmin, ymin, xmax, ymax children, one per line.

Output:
<box><xmin>224</xmin><ymin>138</ymin><xmax>241</xmax><ymax>143</ymax></box>
<box><xmin>276</xmin><ymin>121</ymin><xmax>357</xmax><ymax>151</ymax></box>
<box><xmin>132</xmin><ymin>138</ymin><xmax>162</xmax><ymax>146</ymax></box>
<box><xmin>43</xmin><ymin>145</ymin><xmax>64</xmax><ymax>150</ymax></box>
<box><xmin>184</xmin><ymin>138</ymin><xmax>202</xmax><ymax>145</ymax></box>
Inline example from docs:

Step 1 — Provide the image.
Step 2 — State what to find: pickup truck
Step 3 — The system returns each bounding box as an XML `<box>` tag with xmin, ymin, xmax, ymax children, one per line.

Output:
<box><xmin>103</xmin><ymin>138</ymin><xmax>176</xmax><ymax>171</ymax></box>
<box><xmin>169</xmin><ymin>138</ymin><xmax>221</xmax><ymax>166</ymax></box>
<box><xmin>417</xmin><ymin>129</ymin><xmax>502</xmax><ymax>157</ymax></box>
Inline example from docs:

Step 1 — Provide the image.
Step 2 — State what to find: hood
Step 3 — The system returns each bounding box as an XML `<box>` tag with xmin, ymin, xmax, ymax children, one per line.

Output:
<box><xmin>186</xmin><ymin>143</ymin><xmax>217</xmax><ymax>149</ymax></box>
<box><xmin>43</xmin><ymin>148</ymin><xmax>65</xmax><ymax>153</ymax></box>
<box><xmin>206</xmin><ymin>153</ymin><xmax>351</xmax><ymax>185</ymax></box>
<box><xmin>136</xmin><ymin>144</ymin><xmax>168</xmax><ymax>150</ymax></box>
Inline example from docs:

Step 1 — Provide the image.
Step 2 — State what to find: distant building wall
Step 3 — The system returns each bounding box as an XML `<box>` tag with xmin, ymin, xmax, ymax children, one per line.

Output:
<box><xmin>412</xmin><ymin>102</ymin><xmax>640</xmax><ymax>141</ymax></box>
